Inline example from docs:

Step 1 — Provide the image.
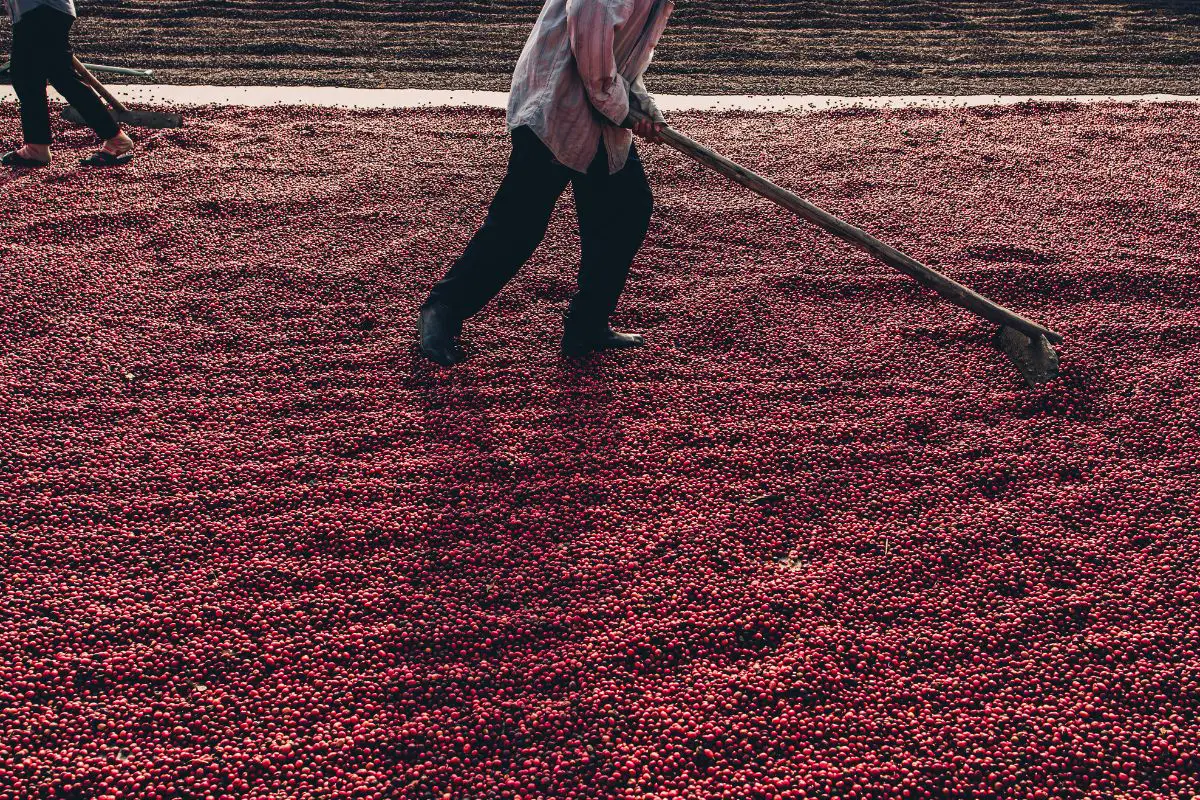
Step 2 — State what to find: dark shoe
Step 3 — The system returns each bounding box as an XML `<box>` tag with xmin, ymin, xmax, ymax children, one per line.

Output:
<box><xmin>562</xmin><ymin>325</ymin><xmax>645</xmax><ymax>358</ymax></box>
<box><xmin>418</xmin><ymin>303</ymin><xmax>466</xmax><ymax>366</ymax></box>
<box><xmin>2</xmin><ymin>150</ymin><xmax>50</xmax><ymax>168</ymax></box>
<box><xmin>81</xmin><ymin>150</ymin><xmax>134</xmax><ymax>168</ymax></box>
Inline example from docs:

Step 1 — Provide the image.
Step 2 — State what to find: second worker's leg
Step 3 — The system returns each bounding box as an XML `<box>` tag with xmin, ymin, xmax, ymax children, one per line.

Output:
<box><xmin>5</xmin><ymin>10</ymin><xmax>53</xmax><ymax>165</ymax></box>
<box><xmin>37</xmin><ymin>9</ymin><xmax>134</xmax><ymax>163</ymax></box>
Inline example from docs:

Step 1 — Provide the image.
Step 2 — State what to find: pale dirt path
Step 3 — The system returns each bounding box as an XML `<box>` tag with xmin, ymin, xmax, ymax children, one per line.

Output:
<box><xmin>2</xmin><ymin>84</ymin><xmax>1197</xmax><ymax>111</ymax></box>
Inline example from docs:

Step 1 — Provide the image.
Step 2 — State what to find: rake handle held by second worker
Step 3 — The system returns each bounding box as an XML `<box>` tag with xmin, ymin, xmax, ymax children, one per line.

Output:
<box><xmin>71</xmin><ymin>55</ymin><xmax>130</xmax><ymax>115</ymax></box>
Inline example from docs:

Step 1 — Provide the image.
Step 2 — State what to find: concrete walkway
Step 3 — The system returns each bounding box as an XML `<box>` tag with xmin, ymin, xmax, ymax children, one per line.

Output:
<box><xmin>1</xmin><ymin>84</ymin><xmax>1196</xmax><ymax>111</ymax></box>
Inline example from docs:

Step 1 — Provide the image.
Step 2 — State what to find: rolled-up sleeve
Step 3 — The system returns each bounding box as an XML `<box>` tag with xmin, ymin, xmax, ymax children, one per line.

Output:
<box><xmin>629</xmin><ymin>75</ymin><xmax>665</xmax><ymax>123</ymax></box>
<box><xmin>566</xmin><ymin>0</ymin><xmax>634</xmax><ymax>125</ymax></box>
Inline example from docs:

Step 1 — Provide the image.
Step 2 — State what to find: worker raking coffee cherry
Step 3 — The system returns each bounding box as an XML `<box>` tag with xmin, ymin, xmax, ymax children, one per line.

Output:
<box><xmin>417</xmin><ymin>0</ymin><xmax>675</xmax><ymax>367</ymax></box>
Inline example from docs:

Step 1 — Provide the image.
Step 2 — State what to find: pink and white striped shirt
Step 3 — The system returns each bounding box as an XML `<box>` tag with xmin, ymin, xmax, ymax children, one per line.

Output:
<box><xmin>507</xmin><ymin>0</ymin><xmax>674</xmax><ymax>175</ymax></box>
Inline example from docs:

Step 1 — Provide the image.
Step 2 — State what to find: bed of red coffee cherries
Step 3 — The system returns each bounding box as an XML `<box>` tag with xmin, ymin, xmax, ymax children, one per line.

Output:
<box><xmin>0</xmin><ymin>102</ymin><xmax>1197</xmax><ymax>799</ymax></box>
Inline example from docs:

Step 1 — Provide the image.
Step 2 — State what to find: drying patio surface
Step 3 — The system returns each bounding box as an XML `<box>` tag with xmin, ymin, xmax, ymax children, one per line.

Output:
<box><xmin>7</xmin><ymin>0</ymin><xmax>1198</xmax><ymax>95</ymax></box>
<box><xmin>1</xmin><ymin>102</ymin><xmax>1198</xmax><ymax>798</ymax></box>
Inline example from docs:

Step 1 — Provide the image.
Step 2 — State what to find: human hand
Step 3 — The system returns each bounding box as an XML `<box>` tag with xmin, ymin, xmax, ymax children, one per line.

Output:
<box><xmin>630</xmin><ymin>117</ymin><xmax>665</xmax><ymax>143</ymax></box>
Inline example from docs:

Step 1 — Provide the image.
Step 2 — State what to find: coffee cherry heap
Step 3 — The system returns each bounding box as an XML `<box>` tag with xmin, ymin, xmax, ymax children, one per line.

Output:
<box><xmin>0</xmin><ymin>102</ymin><xmax>1196</xmax><ymax>799</ymax></box>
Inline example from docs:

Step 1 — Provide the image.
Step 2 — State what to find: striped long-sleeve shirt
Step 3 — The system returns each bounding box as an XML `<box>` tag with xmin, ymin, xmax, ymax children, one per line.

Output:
<box><xmin>507</xmin><ymin>0</ymin><xmax>674</xmax><ymax>175</ymax></box>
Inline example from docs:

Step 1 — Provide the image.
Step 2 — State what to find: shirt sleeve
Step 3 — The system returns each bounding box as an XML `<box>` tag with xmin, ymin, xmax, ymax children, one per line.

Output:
<box><xmin>566</xmin><ymin>0</ymin><xmax>634</xmax><ymax>126</ymax></box>
<box><xmin>629</xmin><ymin>76</ymin><xmax>665</xmax><ymax>123</ymax></box>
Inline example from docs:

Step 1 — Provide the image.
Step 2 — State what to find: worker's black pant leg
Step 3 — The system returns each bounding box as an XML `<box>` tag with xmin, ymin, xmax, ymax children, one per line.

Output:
<box><xmin>568</xmin><ymin>141</ymin><xmax>653</xmax><ymax>331</ymax></box>
<box><xmin>10</xmin><ymin>8</ymin><xmax>55</xmax><ymax>145</ymax></box>
<box><xmin>424</xmin><ymin>126</ymin><xmax>573</xmax><ymax>320</ymax></box>
<box><xmin>10</xmin><ymin>7</ymin><xmax>119</xmax><ymax>145</ymax></box>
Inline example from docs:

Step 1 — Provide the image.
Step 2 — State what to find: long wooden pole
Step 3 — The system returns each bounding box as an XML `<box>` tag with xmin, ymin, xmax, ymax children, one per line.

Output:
<box><xmin>71</xmin><ymin>56</ymin><xmax>131</xmax><ymax>114</ymax></box>
<box><xmin>77</xmin><ymin>63</ymin><xmax>154</xmax><ymax>78</ymax></box>
<box><xmin>634</xmin><ymin>114</ymin><xmax>1063</xmax><ymax>345</ymax></box>
<box><xmin>1</xmin><ymin>60</ymin><xmax>152</xmax><ymax>78</ymax></box>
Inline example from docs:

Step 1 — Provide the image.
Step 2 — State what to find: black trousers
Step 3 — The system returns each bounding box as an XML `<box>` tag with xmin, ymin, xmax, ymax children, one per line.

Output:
<box><xmin>424</xmin><ymin>125</ymin><xmax>653</xmax><ymax>330</ymax></box>
<box><xmin>10</xmin><ymin>5</ymin><xmax>120</xmax><ymax>145</ymax></box>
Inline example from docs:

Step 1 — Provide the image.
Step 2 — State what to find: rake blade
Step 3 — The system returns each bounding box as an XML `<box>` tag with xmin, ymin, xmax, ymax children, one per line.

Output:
<box><xmin>62</xmin><ymin>106</ymin><xmax>183</xmax><ymax>129</ymax></box>
<box><xmin>995</xmin><ymin>326</ymin><xmax>1060</xmax><ymax>387</ymax></box>
<box><xmin>115</xmin><ymin>109</ymin><xmax>184</xmax><ymax>129</ymax></box>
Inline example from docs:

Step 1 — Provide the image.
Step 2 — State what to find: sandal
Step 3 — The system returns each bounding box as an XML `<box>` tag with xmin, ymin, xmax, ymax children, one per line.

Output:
<box><xmin>2</xmin><ymin>150</ymin><xmax>50</xmax><ymax>168</ymax></box>
<box><xmin>81</xmin><ymin>150</ymin><xmax>134</xmax><ymax>168</ymax></box>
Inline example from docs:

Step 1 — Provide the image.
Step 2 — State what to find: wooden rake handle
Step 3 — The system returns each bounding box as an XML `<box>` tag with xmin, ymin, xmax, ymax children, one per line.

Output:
<box><xmin>629</xmin><ymin>110</ymin><xmax>1063</xmax><ymax>345</ymax></box>
<box><xmin>72</xmin><ymin>55</ymin><xmax>130</xmax><ymax>115</ymax></box>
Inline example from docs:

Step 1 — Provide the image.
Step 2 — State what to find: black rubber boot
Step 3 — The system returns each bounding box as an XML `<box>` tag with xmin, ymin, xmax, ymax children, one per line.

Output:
<box><xmin>417</xmin><ymin>303</ymin><xmax>466</xmax><ymax>366</ymax></box>
<box><xmin>561</xmin><ymin>322</ymin><xmax>646</xmax><ymax>358</ymax></box>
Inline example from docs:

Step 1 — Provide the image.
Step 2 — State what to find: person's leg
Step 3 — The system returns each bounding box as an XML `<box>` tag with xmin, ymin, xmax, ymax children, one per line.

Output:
<box><xmin>424</xmin><ymin>126</ymin><xmax>572</xmax><ymax>319</ymax></box>
<box><xmin>38</xmin><ymin>10</ymin><xmax>130</xmax><ymax>153</ymax></box>
<box><xmin>8</xmin><ymin>9</ymin><xmax>54</xmax><ymax>162</ymax></box>
<box><xmin>419</xmin><ymin>126</ymin><xmax>572</xmax><ymax>365</ymax></box>
<box><xmin>563</xmin><ymin>140</ymin><xmax>654</xmax><ymax>352</ymax></box>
